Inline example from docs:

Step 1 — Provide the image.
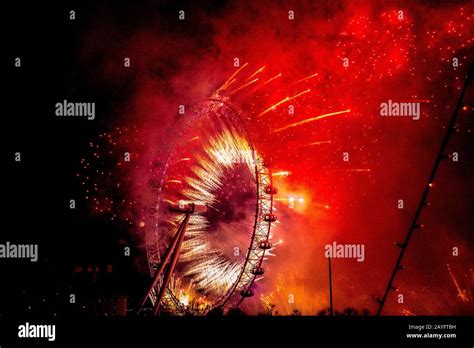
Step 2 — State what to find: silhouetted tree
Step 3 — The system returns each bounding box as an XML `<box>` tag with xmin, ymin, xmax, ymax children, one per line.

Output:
<box><xmin>317</xmin><ymin>307</ymin><xmax>371</xmax><ymax>316</ymax></box>
<box><xmin>342</xmin><ymin>307</ymin><xmax>359</xmax><ymax>316</ymax></box>
<box><xmin>207</xmin><ymin>307</ymin><xmax>224</xmax><ymax>317</ymax></box>
<box><xmin>258</xmin><ymin>302</ymin><xmax>278</xmax><ymax>316</ymax></box>
<box><xmin>226</xmin><ymin>307</ymin><xmax>247</xmax><ymax>316</ymax></box>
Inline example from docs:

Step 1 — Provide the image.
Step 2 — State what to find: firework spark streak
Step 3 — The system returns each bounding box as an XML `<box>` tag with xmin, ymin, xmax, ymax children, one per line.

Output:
<box><xmin>272</xmin><ymin>109</ymin><xmax>351</xmax><ymax>133</ymax></box>
<box><xmin>447</xmin><ymin>264</ymin><xmax>471</xmax><ymax>303</ymax></box>
<box><xmin>272</xmin><ymin>171</ymin><xmax>291</xmax><ymax>177</ymax></box>
<box><xmin>299</xmin><ymin>140</ymin><xmax>332</xmax><ymax>148</ymax></box>
<box><xmin>289</xmin><ymin>72</ymin><xmax>319</xmax><ymax>88</ymax></box>
<box><xmin>246</xmin><ymin>65</ymin><xmax>266</xmax><ymax>81</ymax></box>
<box><xmin>257</xmin><ymin>89</ymin><xmax>311</xmax><ymax>117</ymax></box>
<box><xmin>344</xmin><ymin>169</ymin><xmax>371</xmax><ymax>172</ymax></box>
<box><xmin>229</xmin><ymin>77</ymin><xmax>259</xmax><ymax>95</ymax></box>
<box><xmin>218</xmin><ymin>62</ymin><xmax>249</xmax><ymax>91</ymax></box>
<box><xmin>262</xmin><ymin>73</ymin><xmax>282</xmax><ymax>86</ymax></box>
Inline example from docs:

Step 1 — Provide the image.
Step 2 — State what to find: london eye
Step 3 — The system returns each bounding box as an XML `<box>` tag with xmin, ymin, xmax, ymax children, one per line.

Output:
<box><xmin>140</xmin><ymin>89</ymin><xmax>278</xmax><ymax>315</ymax></box>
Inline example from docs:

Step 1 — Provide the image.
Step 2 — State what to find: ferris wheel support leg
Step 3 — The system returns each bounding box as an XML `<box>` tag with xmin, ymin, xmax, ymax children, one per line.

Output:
<box><xmin>152</xmin><ymin>212</ymin><xmax>191</xmax><ymax>315</ymax></box>
<box><xmin>140</xmin><ymin>217</ymin><xmax>187</xmax><ymax>308</ymax></box>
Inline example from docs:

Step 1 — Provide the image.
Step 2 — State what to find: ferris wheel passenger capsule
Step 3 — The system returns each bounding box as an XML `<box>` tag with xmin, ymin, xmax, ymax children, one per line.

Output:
<box><xmin>251</xmin><ymin>266</ymin><xmax>265</xmax><ymax>275</ymax></box>
<box><xmin>263</xmin><ymin>213</ymin><xmax>277</xmax><ymax>222</ymax></box>
<box><xmin>264</xmin><ymin>185</ymin><xmax>278</xmax><ymax>195</ymax></box>
<box><xmin>258</xmin><ymin>241</ymin><xmax>273</xmax><ymax>250</ymax></box>
<box><xmin>240</xmin><ymin>289</ymin><xmax>255</xmax><ymax>297</ymax></box>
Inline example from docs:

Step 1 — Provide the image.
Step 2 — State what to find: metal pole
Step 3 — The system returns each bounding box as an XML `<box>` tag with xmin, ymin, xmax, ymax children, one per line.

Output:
<box><xmin>328</xmin><ymin>256</ymin><xmax>333</xmax><ymax>316</ymax></box>
<box><xmin>376</xmin><ymin>62</ymin><xmax>473</xmax><ymax>316</ymax></box>
<box><xmin>140</xmin><ymin>216</ymin><xmax>186</xmax><ymax>308</ymax></box>
<box><xmin>152</xmin><ymin>212</ymin><xmax>191</xmax><ymax>315</ymax></box>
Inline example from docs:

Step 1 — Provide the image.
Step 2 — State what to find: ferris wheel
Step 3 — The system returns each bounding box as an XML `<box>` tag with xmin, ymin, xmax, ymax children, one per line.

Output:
<box><xmin>140</xmin><ymin>96</ymin><xmax>278</xmax><ymax>315</ymax></box>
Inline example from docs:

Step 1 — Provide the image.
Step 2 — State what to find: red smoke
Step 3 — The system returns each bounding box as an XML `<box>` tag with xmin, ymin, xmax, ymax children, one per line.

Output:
<box><xmin>78</xmin><ymin>0</ymin><xmax>474</xmax><ymax>315</ymax></box>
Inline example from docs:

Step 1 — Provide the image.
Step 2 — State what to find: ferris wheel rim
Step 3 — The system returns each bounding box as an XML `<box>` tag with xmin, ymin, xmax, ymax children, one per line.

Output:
<box><xmin>143</xmin><ymin>97</ymin><xmax>274</xmax><ymax>314</ymax></box>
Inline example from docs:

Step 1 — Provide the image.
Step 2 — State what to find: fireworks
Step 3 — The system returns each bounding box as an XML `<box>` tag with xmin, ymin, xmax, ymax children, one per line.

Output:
<box><xmin>344</xmin><ymin>169</ymin><xmax>371</xmax><ymax>172</ymax></box>
<box><xmin>447</xmin><ymin>264</ymin><xmax>472</xmax><ymax>303</ymax></box>
<box><xmin>260</xmin><ymin>273</ymin><xmax>323</xmax><ymax>315</ymax></box>
<box><xmin>260</xmin><ymin>73</ymin><xmax>282</xmax><ymax>88</ymax></box>
<box><xmin>272</xmin><ymin>171</ymin><xmax>291</xmax><ymax>177</ymax></box>
<box><xmin>177</xmin><ymin>128</ymin><xmax>257</xmax><ymax>298</ymax></box>
<box><xmin>246</xmin><ymin>65</ymin><xmax>266</xmax><ymax>81</ymax></box>
<box><xmin>272</xmin><ymin>109</ymin><xmax>351</xmax><ymax>133</ymax></box>
<box><xmin>76</xmin><ymin>0</ymin><xmax>473</xmax><ymax>317</ymax></box>
<box><xmin>159</xmin><ymin>132</ymin><xmax>256</xmax><ymax>304</ymax></box>
<box><xmin>299</xmin><ymin>140</ymin><xmax>332</xmax><ymax>148</ymax></box>
<box><xmin>257</xmin><ymin>89</ymin><xmax>311</xmax><ymax>117</ymax></box>
<box><xmin>289</xmin><ymin>72</ymin><xmax>319</xmax><ymax>87</ymax></box>
<box><xmin>218</xmin><ymin>62</ymin><xmax>249</xmax><ymax>91</ymax></box>
<box><xmin>229</xmin><ymin>77</ymin><xmax>259</xmax><ymax>95</ymax></box>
